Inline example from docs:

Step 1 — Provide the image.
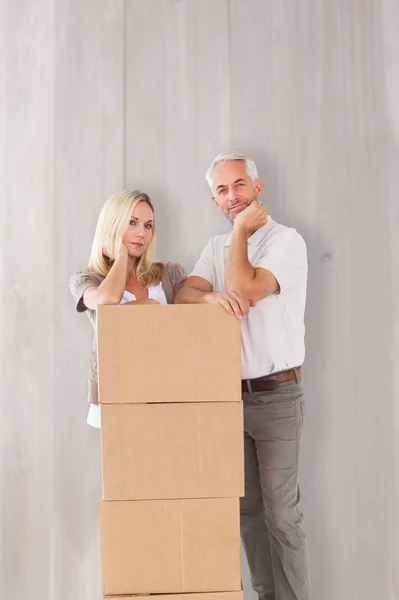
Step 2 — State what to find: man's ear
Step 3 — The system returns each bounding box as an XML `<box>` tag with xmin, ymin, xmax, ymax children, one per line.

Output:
<box><xmin>212</xmin><ymin>195</ymin><xmax>219</xmax><ymax>208</ymax></box>
<box><xmin>255</xmin><ymin>179</ymin><xmax>263</xmax><ymax>199</ymax></box>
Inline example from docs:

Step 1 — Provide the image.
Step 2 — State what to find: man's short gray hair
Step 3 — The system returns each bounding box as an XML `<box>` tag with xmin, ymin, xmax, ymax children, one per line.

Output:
<box><xmin>205</xmin><ymin>151</ymin><xmax>259</xmax><ymax>193</ymax></box>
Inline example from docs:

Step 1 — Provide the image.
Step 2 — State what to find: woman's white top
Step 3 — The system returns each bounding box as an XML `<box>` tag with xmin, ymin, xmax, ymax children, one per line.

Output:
<box><xmin>86</xmin><ymin>282</ymin><xmax>167</xmax><ymax>428</ymax></box>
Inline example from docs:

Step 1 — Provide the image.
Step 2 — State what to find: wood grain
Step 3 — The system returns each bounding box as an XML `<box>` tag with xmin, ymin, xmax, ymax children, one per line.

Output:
<box><xmin>1</xmin><ymin>1</ymin><xmax>398</xmax><ymax>599</ymax></box>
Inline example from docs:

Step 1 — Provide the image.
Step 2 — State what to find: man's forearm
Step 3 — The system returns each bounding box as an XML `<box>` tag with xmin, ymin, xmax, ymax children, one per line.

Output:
<box><xmin>175</xmin><ymin>281</ymin><xmax>252</xmax><ymax>318</ymax></box>
<box><xmin>174</xmin><ymin>286</ymin><xmax>213</xmax><ymax>304</ymax></box>
<box><xmin>225</xmin><ymin>227</ymin><xmax>255</xmax><ymax>293</ymax></box>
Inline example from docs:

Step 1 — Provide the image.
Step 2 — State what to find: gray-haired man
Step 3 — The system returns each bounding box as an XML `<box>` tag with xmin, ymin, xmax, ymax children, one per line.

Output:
<box><xmin>175</xmin><ymin>152</ymin><xmax>309</xmax><ymax>600</ymax></box>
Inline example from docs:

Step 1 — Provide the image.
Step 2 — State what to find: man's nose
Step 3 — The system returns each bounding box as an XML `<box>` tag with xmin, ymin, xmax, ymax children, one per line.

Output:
<box><xmin>226</xmin><ymin>187</ymin><xmax>237</xmax><ymax>203</ymax></box>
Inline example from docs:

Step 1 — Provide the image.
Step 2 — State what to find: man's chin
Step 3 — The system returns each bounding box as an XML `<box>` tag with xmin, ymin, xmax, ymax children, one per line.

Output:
<box><xmin>229</xmin><ymin>207</ymin><xmax>247</xmax><ymax>220</ymax></box>
<box><xmin>222</xmin><ymin>211</ymin><xmax>235</xmax><ymax>223</ymax></box>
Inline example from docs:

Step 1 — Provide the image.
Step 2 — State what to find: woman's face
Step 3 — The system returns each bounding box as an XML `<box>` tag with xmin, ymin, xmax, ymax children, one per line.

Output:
<box><xmin>122</xmin><ymin>201</ymin><xmax>154</xmax><ymax>258</ymax></box>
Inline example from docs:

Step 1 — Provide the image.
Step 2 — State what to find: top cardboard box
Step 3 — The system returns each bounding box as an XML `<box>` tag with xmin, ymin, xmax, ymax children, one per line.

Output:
<box><xmin>97</xmin><ymin>304</ymin><xmax>241</xmax><ymax>404</ymax></box>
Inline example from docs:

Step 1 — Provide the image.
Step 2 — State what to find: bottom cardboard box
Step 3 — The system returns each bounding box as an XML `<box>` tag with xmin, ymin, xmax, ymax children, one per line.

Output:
<box><xmin>104</xmin><ymin>590</ymin><xmax>244</xmax><ymax>600</ymax></box>
<box><xmin>104</xmin><ymin>593</ymin><xmax>243</xmax><ymax>600</ymax></box>
<box><xmin>101</xmin><ymin>498</ymin><xmax>241</xmax><ymax>596</ymax></box>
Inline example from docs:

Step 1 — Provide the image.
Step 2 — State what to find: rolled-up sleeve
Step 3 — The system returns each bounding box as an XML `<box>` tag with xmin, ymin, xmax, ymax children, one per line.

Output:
<box><xmin>69</xmin><ymin>271</ymin><xmax>102</xmax><ymax>312</ymax></box>
<box><xmin>171</xmin><ymin>263</ymin><xmax>188</xmax><ymax>295</ymax></box>
<box><xmin>257</xmin><ymin>230</ymin><xmax>307</xmax><ymax>294</ymax></box>
<box><xmin>189</xmin><ymin>241</ymin><xmax>215</xmax><ymax>286</ymax></box>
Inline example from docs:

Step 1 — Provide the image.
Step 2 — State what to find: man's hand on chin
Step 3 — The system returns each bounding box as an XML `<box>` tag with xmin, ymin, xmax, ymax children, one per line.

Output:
<box><xmin>233</xmin><ymin>200</ymin><xmax>267</xmax><ymax>235</ymax></box>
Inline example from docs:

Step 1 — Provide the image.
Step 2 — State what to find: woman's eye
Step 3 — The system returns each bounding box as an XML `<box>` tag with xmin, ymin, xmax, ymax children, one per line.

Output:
<box><xmin>145</xmin><ymin>224</ymin><xmax>153</xmax><ymax>229</ymax></box>
<box><xmin>129</xmin><ymin>220</ymin><xmax>135</xmax><ymax>226</ymax></box>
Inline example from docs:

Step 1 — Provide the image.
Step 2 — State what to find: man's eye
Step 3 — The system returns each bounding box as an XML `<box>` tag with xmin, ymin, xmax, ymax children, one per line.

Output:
<box><xmin>219</xmin><ymin>189</ymin><xmax>227</xmax><ymax>195</ymax></box>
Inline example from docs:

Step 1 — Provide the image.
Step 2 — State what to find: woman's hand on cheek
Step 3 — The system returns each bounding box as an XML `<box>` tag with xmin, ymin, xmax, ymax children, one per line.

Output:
<box><xmin>103</xmin><ymin>242</ymin><xmax>128</xmax><ymax>261</ymax></box>
<box><xmin>117</xmin><ymin>243</ymin><xmax>129</xmax><ymax>258</ymax></box>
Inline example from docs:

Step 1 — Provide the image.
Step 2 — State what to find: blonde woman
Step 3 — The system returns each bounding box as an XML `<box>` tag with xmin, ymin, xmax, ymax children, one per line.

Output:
<box><xmin>69</xmin><ymin>189</ymin><xmax>187</xmax><ymax>428</ymax></box>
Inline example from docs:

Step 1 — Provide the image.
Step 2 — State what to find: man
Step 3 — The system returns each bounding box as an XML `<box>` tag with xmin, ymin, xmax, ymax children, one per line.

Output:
<box><xmin>175</xmin><ymin>152</ymin><xmax>309</xmax><ymax>600</ymax></box>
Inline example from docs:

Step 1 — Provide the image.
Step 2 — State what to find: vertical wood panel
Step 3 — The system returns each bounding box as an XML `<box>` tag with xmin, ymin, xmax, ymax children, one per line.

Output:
<box><xmin>125</xmin><ymin>0</ymin><xmax>232</xmax><ymax>269</ymax></box>
<box><xmin>1</xmin><ymin>2</ymin><xmax>55</xmax><ymax>598</ymax></box>
<box><xmin>381</xmin><ymin>1</ymin><xmax>399</xmax><ymax>596</ymax></box>
<box><xmin>53</xmin><ymin>1</ymin><xmax>125</xmax><ymax>598</ymax></box>
<box><xmin>0</xmin><ymin>1</ymin><xmax>125</xmax><ymax>599</ymax></box>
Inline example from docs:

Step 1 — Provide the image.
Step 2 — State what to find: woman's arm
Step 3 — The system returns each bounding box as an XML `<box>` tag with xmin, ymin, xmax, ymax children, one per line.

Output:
<box><xmin>83</xmin><ymin>246</ymin><xmax>129</xmax><ymax>309</ymax></box>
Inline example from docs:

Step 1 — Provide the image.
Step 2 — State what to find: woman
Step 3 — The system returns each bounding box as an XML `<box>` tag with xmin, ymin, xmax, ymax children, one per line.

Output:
<box><xmin>69</xmin><ymin>189</ymin><xmax>187</xmax><ymax>428</ymax></box>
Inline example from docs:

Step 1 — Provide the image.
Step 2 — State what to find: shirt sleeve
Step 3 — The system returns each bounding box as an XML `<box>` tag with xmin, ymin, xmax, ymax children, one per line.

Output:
<box><xmin>257</xmin><ymin>230</ymin><xmax>308</xmax><ymax>294</ymax></box>
<box><xmin>189</xmin><ymin>241</ymin><xmax>215</xmax><ymax>286</ymax></box>
<box><xmin>69</xmin><ymin>270</ymin><xmax>102</xmax><ymax>312</ymax></box>
<box><xmin>171</xmin><ymin>262</ymin><xmax>188</xmax><ymax>295</ymax></box>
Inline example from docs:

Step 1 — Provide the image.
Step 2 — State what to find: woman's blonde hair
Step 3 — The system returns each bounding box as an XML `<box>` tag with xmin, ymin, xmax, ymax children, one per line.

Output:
<box><xmin>88</xmin><ymin>189</ymin><xmax>164</xmax><ymax>287</ymax></box>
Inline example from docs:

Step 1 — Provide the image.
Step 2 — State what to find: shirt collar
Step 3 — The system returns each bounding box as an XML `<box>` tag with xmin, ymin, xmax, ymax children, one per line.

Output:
<box><xmin>223</xmin><ymin>216</ymin><xmax>275</xmax><ymax>247</ymax></box>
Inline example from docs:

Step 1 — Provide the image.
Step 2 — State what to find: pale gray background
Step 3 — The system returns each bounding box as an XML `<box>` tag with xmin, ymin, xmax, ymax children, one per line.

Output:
<box><xmin>1</xmin><ymin>1</ymin><xmax>399</xmax><ymax>599</ymax></box>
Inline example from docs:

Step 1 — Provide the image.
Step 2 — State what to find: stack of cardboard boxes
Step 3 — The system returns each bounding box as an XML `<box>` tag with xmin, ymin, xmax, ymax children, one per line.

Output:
<box><xmin>97</xmin><ymin>304</ymin><xmax>244</xmax><ymax>600</ymax></box>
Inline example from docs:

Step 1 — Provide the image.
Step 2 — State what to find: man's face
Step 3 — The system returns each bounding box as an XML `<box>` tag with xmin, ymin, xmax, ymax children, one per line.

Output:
<box><xmin>211</xmin><ymin>160</ymin><xmax>263</xmax><ymax>222</ymax></box>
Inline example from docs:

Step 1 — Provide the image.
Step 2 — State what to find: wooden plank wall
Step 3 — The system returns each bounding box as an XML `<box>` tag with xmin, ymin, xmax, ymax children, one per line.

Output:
<box><xmin>1</xmin><ymin>1</ymin><xmax>398</xmax><ymax>599</ymax></box>
<box><xmin>0</xmin><ymin>1</ymin><xmax>124</xmax><ymax>599</ymax></box>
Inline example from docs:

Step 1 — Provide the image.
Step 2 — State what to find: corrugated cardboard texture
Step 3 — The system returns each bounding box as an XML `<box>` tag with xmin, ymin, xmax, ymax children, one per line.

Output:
<box><xmin>97</xmin><ymin>304</ymin><xmax>241</xmax><ymax>404</ymax></box>
<box><xmin>100</xmin><ymin>498</ymin><xmax>241</xmax><ymax>596</ymax></box>
<box><xmin>105</xmin><ymin>592</ymin><xmax>244</xmax><ymax>600</ymax></box>
<box><xmin>101</xmin><ymin>402</ymin><xmax>244</xmax><ymax>500</ymax></box>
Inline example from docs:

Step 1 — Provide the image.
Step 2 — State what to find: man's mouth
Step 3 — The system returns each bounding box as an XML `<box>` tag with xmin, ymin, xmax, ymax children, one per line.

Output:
<box><xmin>228</xmin><ymin>202</ymin><xmax>248</xmax><ymax>213</ymax></box>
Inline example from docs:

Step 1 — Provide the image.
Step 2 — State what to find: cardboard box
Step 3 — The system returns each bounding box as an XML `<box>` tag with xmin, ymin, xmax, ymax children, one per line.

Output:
<box><xmin>101</xmin><ymin>402</ymin><xmax>244</xmax><ymax>500</ymax></box>
<box><xmin>100</xmin><ymin>498</ymin><xmax>241</xmax><ymax>596</ymax></box>
<box><xmin>97</xmin><ymin>304</ymin><xmax>241</xmax><ymax>404</ymax></box>
<box><xmin>105</xmin><ymin>592</ymin><xmax>244</xmax><ymax>600</ymax></box>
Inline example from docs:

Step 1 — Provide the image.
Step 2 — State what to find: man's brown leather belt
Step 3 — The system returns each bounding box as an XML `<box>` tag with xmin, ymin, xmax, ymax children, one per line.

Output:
<box><xmin>241</xmin><ymin>367</ymin><xmax>302</xmax><ymax>393</ymax></box>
